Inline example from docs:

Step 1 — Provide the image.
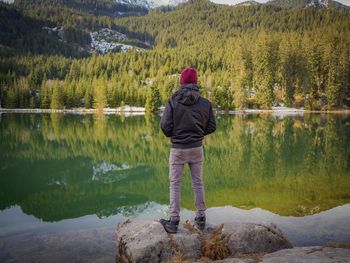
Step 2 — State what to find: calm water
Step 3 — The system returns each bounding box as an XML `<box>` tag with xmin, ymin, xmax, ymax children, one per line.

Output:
<box><xmin>0</xmin><ymin>113</ymin><xmax>350</xmax><ymax>261</ymax></box>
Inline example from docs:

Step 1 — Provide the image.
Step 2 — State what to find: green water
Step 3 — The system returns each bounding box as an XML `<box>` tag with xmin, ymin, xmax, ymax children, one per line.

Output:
<box><xmin>0</xmin><ymin>113</ymin><xmax>349</xmax><ymax>224</ymax></box>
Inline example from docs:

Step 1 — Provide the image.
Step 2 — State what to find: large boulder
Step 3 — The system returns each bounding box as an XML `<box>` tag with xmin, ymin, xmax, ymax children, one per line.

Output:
<box><xmin>260</xmin><ymin>246</ymin><xmax>350</xmax><ymax>263</ymax></box>
<box><xmin>195</xmin><ymin>246</ymin><xmax>350</xmax><ymax>262</ymax></box>
<box><xmin>115</xmin><ymin>219</ymin><xmax>201</xmax><ymax>263</ymax></box>
<box><xmin>115</xmin><ymin>220</ymin><xmax>292</xmax><ymax>263</ymax></box>
<box><xmin>222</xmin><ymin>222</ymin><xmax>293</xmax><ymax>256</ymax></box>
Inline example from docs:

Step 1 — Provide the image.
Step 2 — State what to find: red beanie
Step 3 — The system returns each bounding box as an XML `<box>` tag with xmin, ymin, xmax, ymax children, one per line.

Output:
<box><xmin>180</xmin><ymin>67</ymin><xmax>198</xmax><ymax>85</ymax></box>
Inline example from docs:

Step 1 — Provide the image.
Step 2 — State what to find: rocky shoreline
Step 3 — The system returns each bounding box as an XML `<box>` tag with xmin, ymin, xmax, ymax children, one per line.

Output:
<box><xmin>115</xmin><ymin>219</ymin><xmax>350</xmax><ymax>263</ymax></box>
<box><xmin>0</xmin><ymin>106</ymin><xmax>146</xmax><ymax>114</ymax></box>
<box><xmin>1</xmin><ymin>217</ymin><xmax>349</xmax><ymax>263</ymax></box>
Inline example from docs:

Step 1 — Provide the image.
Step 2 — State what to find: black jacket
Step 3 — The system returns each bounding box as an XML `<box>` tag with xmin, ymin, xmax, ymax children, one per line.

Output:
<box><xmin>160</xmin><ymin>84</ymin><xmax>216</xmax><ymax>148</ymax></box>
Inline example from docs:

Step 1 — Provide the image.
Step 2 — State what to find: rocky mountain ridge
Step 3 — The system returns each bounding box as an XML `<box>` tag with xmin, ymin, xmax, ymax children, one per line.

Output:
<box><xmin>127</xmin><ymin>0</ymin><xmax>349</xmax><ymax>10</ymax></box>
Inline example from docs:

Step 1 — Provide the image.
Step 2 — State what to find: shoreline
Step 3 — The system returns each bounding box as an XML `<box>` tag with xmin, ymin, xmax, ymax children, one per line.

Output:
<box><xmin>0</xmin><ymin>107</ymin><xmax>146</xmax><ymax>115</ymax></box>
<box><xmin>1</xmin><ymin>204</ymin><xmax>349</xmax><ymax>262</ymax></box>
<box><xmin>1</xmin><ymin>107</ymin><xmax>350</xmax><ymax>115</ymax></box>
<box><xmin>229</xmin><ymin>109</ymin><xmax>350</xmax><ymax>114</ymax></box>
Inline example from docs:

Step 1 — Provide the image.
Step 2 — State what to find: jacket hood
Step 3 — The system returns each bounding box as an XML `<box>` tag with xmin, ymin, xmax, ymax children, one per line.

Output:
<box><xmin>172</xmin><ymin>84</ymin><xmax>200</xmax><ymax>105</ymax></box>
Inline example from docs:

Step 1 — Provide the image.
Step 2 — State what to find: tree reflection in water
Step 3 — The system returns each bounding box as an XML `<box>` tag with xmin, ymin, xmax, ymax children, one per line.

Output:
<box><xmin>0</xmin><ymin>113</ymin><xmax>349</xmax><ymax>221</ymax></box>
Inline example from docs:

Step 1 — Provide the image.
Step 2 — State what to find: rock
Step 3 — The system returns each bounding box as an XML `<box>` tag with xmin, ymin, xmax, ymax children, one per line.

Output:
<box><xmin>195</xmin><ymin>246</ymin><xmax>350</xmax><ymax>262</ymax></box>
<box><xmin>222</xmin><ymin>222</ymin><xmax>293</xmax><ymax>256</ymax></box>
<box><xmin>115</xmin><ymin>219</ymin><xmax>201</xmax><ymax>262</ymax></box>
<box><xmin>116</xmin><ymin>220</ymin><xmax>293</xmax><ymax>263</ymax></box>
<box><xmin>259</xmin><ymin>246</ymin><xmax>350</xmax><ymax>262</ymax></box>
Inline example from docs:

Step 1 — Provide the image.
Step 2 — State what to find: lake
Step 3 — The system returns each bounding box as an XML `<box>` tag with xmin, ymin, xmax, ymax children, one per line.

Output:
<box><xmin>0</xmin><ymin>113</ymin><xmax>350</xmax><ymax>262</ymax></box>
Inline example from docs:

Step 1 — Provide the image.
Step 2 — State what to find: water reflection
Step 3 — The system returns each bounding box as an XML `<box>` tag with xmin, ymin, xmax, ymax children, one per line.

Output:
<box><xmin>0</xmin><ymin>113</ymin><xmax>349</xmax><ymax>223</ymax></box>
<box><xmin>1</xmin><ymin>203</ymin><xmax>349</xmax><ymax>246</ymax></box>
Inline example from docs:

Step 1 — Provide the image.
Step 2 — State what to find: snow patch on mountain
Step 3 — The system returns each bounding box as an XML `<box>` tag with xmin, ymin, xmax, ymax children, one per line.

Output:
<box><xmin>89</xmin><ymin>28</ymin><xmax>143</xmax><ymax>54</ymax></box>
<box><xmin>115</xmin><ymin>0</ymin><xmax>186</xmax><ymax>8</ymax></box>
<box><xmin>306</xmin><ymin>0</ymin><xmax>329</xmax><ymax>8</ymax></box>
<box><xmin>116</xmin><ymin>0</ymin><xmax>154</xmax><ymax>8</ymax></box>
<box><xmin>235</xmin><ymin>0</ymin><xmax>260</xmax><ymax>6</ymax></box>
<box><xmin>150</xmin><ymin>0</ymin><xmax>186</xmax><ymax>7</ymax></box>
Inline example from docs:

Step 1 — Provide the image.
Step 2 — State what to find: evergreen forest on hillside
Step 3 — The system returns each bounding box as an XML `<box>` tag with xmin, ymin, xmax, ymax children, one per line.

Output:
<box><xmin>0</xmin><ymin>0</ymin><xmax>350</xmax><ymax>110</ymax></box>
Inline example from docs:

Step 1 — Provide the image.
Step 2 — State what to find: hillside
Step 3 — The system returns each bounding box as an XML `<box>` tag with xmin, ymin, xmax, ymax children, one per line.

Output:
<box><xmin>2</xmin><ymin>0</ymin><xmax>349</xmax><ymax>54</ymax></box>
<box><xmin>0</xmin><ymin>0</ymin><xmax>349</xmax><ymax>110</ymax></box>
<box><xmin>267</xmin><ymin>0</ymin><xmax>350</xmax><ymax>10</ymax></box>
<box><xmin>0</xmin><ymin>2</ymin><xmax>86</xmax><ymax>57</ymax></box>
<box><xmin>13</xmin><ymin>0</ymin><xmax>148</xmax><ymax>17</ymax></box>
<box><xmin>114</xmin><ymin>0</ymin><xmax>350</xmax><ymax>48</ymax></box>
<box><xmin>0</xmin><ymin>1</ymin><xmax>152</xmax><ymax>55</ymax></box>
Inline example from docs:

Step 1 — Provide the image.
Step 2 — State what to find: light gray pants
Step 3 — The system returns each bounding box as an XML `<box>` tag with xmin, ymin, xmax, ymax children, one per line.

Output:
<box><xmin>169</xmin><ymin>146</ymin><xmax>206</xmax><ymax>220</ymax></box>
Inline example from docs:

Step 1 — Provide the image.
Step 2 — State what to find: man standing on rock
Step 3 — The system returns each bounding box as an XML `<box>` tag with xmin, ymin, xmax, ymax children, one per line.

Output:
<box><xmin>160</xmin><ymin>67</ymin><xmax>216</xmax><ymax>233</ymax></box>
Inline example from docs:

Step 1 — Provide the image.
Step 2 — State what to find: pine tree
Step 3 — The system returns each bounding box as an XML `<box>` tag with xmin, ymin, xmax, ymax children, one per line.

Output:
<box><xmin>29</xmin><ymin>96</ymin><xmax>35</xmax><ymax>108</ymax></box>
<box><xmin>252</xmin><ymin>34</ymin><xmax>277</xmax><ymax>109</ymax></box>
<box><xmin>93</xmin><ymin>78</ymin><xmax>107</xmax><ymax>111</ymax></box>
<box><xmin>305</xmin><ymin>38</ymin><xmax>326</xmax><ymax>100</ymax></box>
<box><xmin>145</xmin><ymin>85</ymin><xmax>161</xmax><ymax>113</ymax></box>
<box><xmin>324</xmin><ymin>38</ymin><xmax>344</xmax><ymax>109</ymax></box>
<box><xmin>278</xmin><ymin>38</ymin><xmax>297</xmax><ymax>107</ymax></box>
<box><xmin>5</xmin><ymin>86</ymin><xmax>17</xmax><ymax>108</ymax></box>
<box><xmin>232</xmin><ymin>48</ymin><xmax>248</xmax><ymax>109</ymax></box>
<box><xmin>40</xmin><ymin>76</ymin><xmax>50</xmax><ymax>109</ymax></box>
<box><xmin>50</xmin><ymin>80</ymin><xmax>63</xmax><ymax>109</ymax></box>
<box><xmin>84</xmin><ymin>87</ymin><xmax>93</xmax><ymax>108</ymax></box>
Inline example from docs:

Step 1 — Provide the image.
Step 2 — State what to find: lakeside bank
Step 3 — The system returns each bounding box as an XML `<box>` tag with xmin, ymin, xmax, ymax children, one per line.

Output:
<box><xmin>1</xmin><ymin>106</ymin><xmax>350</xmax><ymax>115</ymax></box>
<box><xmin>0</xmin><ymin>106</ymin><xmax>146</xmax><ymax>115</ymax></box>
<box><xmin>2</xmin><ymin>203</ymin><xmax>350</xmax><ymax>263</ymax></box>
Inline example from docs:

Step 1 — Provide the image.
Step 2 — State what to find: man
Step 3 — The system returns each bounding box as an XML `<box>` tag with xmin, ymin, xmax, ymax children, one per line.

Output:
<box><xmin>159</xmin><ymin>67</ymin><xmax>216</xmax><ymax>233</ymax></box>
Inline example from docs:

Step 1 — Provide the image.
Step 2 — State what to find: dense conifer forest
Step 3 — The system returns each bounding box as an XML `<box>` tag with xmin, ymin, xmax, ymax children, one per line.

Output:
<box><xmin>0</xmin><ymin>0</ymin><xmax>349</xmax><ymax>110</ymax></box>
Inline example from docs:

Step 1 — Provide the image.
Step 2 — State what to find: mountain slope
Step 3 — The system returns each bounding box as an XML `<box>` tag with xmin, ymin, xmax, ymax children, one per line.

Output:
<box><xmin>118</xmin><ymin>0</ymin><xmax>187</xmax><ymax>8</ymax></box>
<box><xmin>0</xmin><ymin>0</ymin><xmax>349</xmax><ymax>110</ymax></box>
<box><xmin>2</xmin><ymin>0</ymin><xmax>350</xmax><ymax>56</ymax></box>
<box><xmin>13</xmin><ymin>0</ymin><xmax>148</xmax><ymax>17</ymax></box>
<box><xmin>114</xmin><ymin>0</ymin><xmax>350</xmax><ymax>10</ymax></box>
<box><xmin>0</xmin><ymin>2</ymin><xmax>85</xmax><ymax>57</ymax></box>
<box><xmin>119</xmin><ymin>0</ymin><xmax>350</xmax><ymax>11</ymax></box>
<box><xmin>114</xmin><ymin>0</ymin><xmax>350</xmax><ymax>48</ymax></box>
<box><xmin>267</xmin><ymin>0</ymin><xmax>350</xmax><ymax>10</ymax></box>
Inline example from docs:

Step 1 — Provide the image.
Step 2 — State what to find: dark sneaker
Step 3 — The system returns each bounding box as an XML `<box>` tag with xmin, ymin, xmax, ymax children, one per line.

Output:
<box><xmin>195</xmin><ymin>216</ymin><xmax>206</xmax><ymax>230</ymax></box>
<box><xmin>159</xmin><ymin>218</ymin><xmax>179</xmax><ymax>234</ymax></box>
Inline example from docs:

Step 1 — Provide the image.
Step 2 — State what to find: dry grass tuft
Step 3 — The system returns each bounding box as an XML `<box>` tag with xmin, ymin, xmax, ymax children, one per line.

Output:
<box><xmin>168</xmin><ymin>235</ymin><xmax>180</xmax><ymax>251</ymax></box>
<box><xmin>168</xmin><ymin>251</ymin><xmax>189</xmax><ymax>263</ymax></box>
<box><xmin>201</xmin><ymin>224</ymin><xmax>230</xmax><ymax>260</ymax></box>
<box><xmin>182</xmin><ymin>220</ymin><xmax>200</xmax><ymax>235</ymax></box>
<box><xmin>167</xmin><ymin>234</ymin><xmax>189</xmax><ymax>263</ymax></box>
